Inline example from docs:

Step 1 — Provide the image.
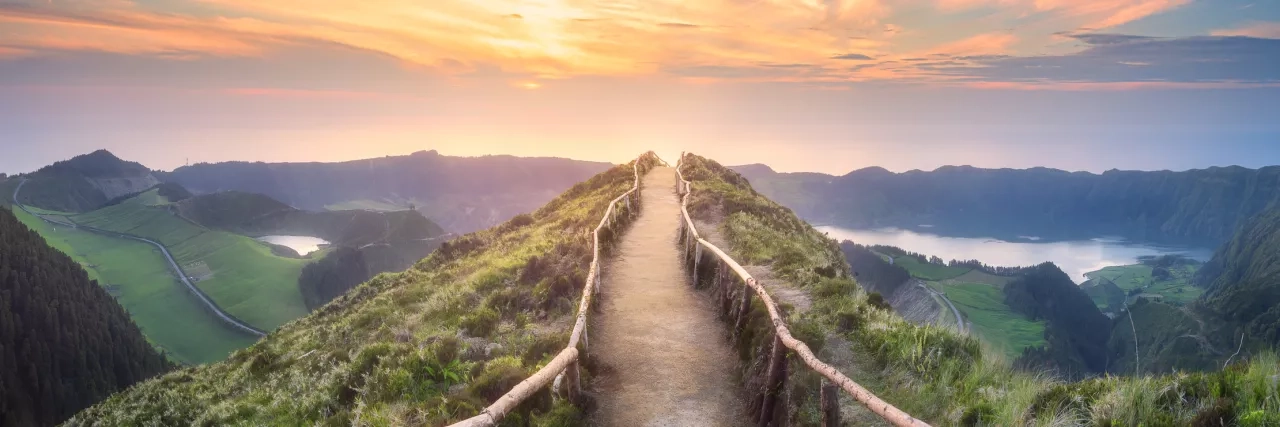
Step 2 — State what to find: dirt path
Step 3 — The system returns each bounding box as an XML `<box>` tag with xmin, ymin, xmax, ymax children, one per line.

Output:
<box><xmin>590</xmin><ymin>167</ymin><xmax>747</xmax><ymax>426</ymax></box>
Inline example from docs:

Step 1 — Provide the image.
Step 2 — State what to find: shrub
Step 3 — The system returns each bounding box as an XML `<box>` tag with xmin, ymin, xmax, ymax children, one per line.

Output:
<box><xmin>469</xmin><ymin>356</ymin><xmax>528</xmax><ymax>401</ymax></box>
<box><xmin>461</xmin><ymin>308</ymin><xmax>500</xmax><ymax>337</ymax></box>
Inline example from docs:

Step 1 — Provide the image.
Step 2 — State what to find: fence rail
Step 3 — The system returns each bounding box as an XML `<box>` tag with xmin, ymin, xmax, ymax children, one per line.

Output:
<box><xmin>451</xmin><ymin>153</ymin><xmax>655</xmax><ymax>427</ymax></box>
<box><xmin>675</xmin><ymin>153</ymin><xmax>930</xmax><ymax>427</ymax></box>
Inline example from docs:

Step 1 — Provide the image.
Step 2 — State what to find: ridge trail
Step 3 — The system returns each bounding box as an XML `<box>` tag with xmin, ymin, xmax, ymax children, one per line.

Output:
<box><xmin>590</xmin><ymin>166</ymin><xmax>748</xmax><ymax>426</ymax></box>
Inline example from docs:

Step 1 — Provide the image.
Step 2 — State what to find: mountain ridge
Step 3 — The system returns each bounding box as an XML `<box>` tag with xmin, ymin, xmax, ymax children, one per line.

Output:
<box><xmin>732</xmin><ymin>162</ymin><xmax>1280</xmax><ymax>243</ymax></box>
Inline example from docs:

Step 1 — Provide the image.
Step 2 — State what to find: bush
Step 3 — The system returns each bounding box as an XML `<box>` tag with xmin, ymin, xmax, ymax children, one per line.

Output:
<box><xmin>867</xmin><ymin>292</ymin><xmax>892</xmax><ymax>311</ymax></box>
<box><xmin>469</xmin><ymin>356</ymin><xmax>528</xmax><ymax>401</ymax></box>
<box><xmin>461</xmin><ymin>308</ymin><xmax>500</xmax><ymax>337</ymax></box>
<box><xmin>531</xmin><ymin>401</ymin><xmax>584</xmax><ymax>427</ymax></box>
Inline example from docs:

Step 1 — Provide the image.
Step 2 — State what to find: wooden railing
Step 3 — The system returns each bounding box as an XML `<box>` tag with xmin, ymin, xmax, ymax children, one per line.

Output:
<box><xmin>675</xmin><ymin>153</ymin><xmax>930</xmax><ymax>427</ymax></box>
<box><xmin>451</xmin><ymin>153</ymin><xmax>655</xmax><ymax>427</ymax></box>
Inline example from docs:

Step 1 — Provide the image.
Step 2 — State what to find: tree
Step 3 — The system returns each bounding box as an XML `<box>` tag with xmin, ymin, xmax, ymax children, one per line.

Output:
<box><xmin>0</xmin><ymin>209</ymin><xmax>171</xmax><ymax>426</ymax></box>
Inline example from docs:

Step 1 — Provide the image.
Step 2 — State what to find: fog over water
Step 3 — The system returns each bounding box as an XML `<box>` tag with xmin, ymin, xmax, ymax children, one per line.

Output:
<box><xmin>816</xmin><ymin>225</ymin><xmax>1214</xmax><ymax>283</ymax></box>
<box><xmin>256</xmin><ymin>235</ymin><xmax>329</xmax><ymax>256</ymax></box>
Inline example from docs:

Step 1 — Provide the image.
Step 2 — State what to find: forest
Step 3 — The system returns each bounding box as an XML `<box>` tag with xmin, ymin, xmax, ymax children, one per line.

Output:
<box><xmin>0</xmin><ymin>208</ymin><xmax>171</xmax><ymax>426</ymax></box>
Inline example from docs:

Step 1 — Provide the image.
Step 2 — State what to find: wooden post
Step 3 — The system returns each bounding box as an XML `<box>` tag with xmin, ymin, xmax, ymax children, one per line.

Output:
<box><xmin>734</xmin><ymin>282</ymin><xmax>752</xmax><ymax>338</ymax></box>
<box><xmin>821</xmin><ymin>381</ymin><xmax>840</xmax><ymax>427</ymax></box>
<box><xmin>760</xmin><ymin>334</ymin><xmax>787</xmax><ymax>427</ymax></box>
<box><xmin>693</xmin><ymin>244</ymin><xmax>703</xmax><ymax>283</ymax></box>
<box><xmin>566</xmin><ymin>360</ymin><xmax>581</xmax><ymax>404</ymax></box>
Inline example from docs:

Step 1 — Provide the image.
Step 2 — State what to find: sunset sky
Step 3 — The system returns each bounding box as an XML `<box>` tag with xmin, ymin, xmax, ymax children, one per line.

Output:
<box><xmin>2</xmin><ymin>0</ymin><xmax>1278</xmax><ymax>174</ymax></box>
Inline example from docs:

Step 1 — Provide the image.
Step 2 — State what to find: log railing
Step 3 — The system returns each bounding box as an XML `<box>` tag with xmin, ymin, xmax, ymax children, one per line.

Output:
<box><xmin>451</xmin><ymin>153</ymin><xmax>654</xmax><ymax>427</ymax></box>
<box><xmin>675</xmin><ymin>153</ymin><xmax>930</xmax><ymax>427</ymax></box>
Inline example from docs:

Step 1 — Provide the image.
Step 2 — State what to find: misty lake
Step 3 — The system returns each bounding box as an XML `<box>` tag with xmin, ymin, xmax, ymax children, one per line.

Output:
<box><xmin>256</xmin><ymin>235</ymin><xmax>329</xmax><ymax>256</ymax></box>
<box><xmin>815</xmin><ymin>225</ymin><xmax>1214</xmax><ymax>283</ymax></box>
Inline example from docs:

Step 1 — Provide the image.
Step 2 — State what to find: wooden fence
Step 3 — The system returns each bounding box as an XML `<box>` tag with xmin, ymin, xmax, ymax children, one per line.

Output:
<box><xmin>451</xmin><ymin>153</ymin><xmax>656</xmax><ymax>427</ymax></box>
<box><xmin>675</xmin><ymin>153</ymin><xmax>930</xmax><ymax>427</ymax></box>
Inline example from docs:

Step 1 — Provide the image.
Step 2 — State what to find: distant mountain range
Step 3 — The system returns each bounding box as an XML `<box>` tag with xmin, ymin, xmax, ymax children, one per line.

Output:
<box><xmin>160</xmin><ymin>150</ymin><xmax>614</xmax><ymax>233</ymax></box>
<box><xmin>11</xmin><ymin>149</ymin><xmax>613</xmax><ymax>234</ymax></box>
<box><xmin>733</xmin><ymin>163</ymin><xmax>1280</xmax><ymax>244</ymax></box>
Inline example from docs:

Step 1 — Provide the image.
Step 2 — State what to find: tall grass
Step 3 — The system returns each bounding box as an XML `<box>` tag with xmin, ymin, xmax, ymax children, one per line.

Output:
<box><xmin>681</xmin><ymin>153</ymin><xmax>1280</xmax><ymax>426</ymax></box>
<box><xmin>70</xmin><ymin>153</ymin><xmax>663</xmax><ymax>426</ymax></box>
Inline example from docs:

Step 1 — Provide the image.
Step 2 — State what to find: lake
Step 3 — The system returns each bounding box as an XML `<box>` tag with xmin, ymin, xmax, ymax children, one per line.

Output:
<box><xmin>815</xmin><ymin>225</ymin><xmax>1214</xmax><ymax>283</ymax></box>
<box><xmin>256</xmin><ymin>235</ymin><xmax>329</xmax><ymax>256</ymax></box>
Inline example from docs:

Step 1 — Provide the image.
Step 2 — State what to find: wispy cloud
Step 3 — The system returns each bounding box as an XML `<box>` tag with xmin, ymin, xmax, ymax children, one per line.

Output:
<box><xmin>0</xmin><ymin>0</ymin><xmax>1272</xmax><ymax>90</ymax></box>
<box><xmin>1213</xmin><ymin>22</ymin><xmax>1280</xmax><ymax>39</ymax></box>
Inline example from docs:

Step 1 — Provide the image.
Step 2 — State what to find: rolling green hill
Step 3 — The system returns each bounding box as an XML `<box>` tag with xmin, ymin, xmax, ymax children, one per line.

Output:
<box><xmin>70</xmin><ymin>155</ymin><xmax>659</xmax><ymax>425</ymax></box>
<box><xmin>0</xmin><ymin>208</ymin><xmax>172</xmax><ymax>426</ymax></box>
<box><xmin>68</xmin><ymin>190</ymin><xmax>311</xmax><ymax>331</ymax></box>
<box><xmin>68</xmin><ymin>154</ymin><xmax>1280</xmax><ymax>426</ymax></box>
<box><xmin>10</xmin><ymin>207</ymin><xmax>258</xmax><ymax>365</ymax></box>
<box><xmin>14</xmin><ymin>150</ymin><xmax>160</xmax><ymax>213</ymax></box>
<box><xmin>174</xmin><ymin>191</ymin><xmax>445</xmax><ymax>247</ymax></box>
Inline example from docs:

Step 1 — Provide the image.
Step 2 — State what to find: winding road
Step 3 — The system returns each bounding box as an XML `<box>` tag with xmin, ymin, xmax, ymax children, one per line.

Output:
<box><xmin>12</xmin><ymin>180</ymin><xmax>266</xmax><ymax>337</ymax></box>
<box><xmin>915</xmin><ymin>279</ymin><xmax>968</xmax><ymax>335</ymax></box>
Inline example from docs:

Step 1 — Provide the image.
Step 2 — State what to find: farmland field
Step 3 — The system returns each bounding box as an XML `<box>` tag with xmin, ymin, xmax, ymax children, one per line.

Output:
<box><xmin>12</xmin><ymin>207</ymin><xmax>258</xmax><ymax>364</ymax></box>
<box><xmin>71</xmin><ymin>190</ymin><xmax>311</xmax><ymax>330</ymax></box>
<box><xmin>894</xmin><ymin>256</ymin><xmax>972</xmax><ymax>281</ymax></box>
<box><xmin>1085</xmin><ymin>263</ymin><xmax>1202</xmax><ymax>307</ymax></box>
<box><xmin>928</xmin><ymin>281</ymin><xmax>1047</xmax><ymax>360</ymax></box>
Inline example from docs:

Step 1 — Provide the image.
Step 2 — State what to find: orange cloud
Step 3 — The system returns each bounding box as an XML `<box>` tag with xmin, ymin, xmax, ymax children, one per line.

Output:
<box><xmin>0</xmin><ymin>0</ymin><xmax>1250</xmax><ymax>90</ymax></box>
<box><xmin>932</xmin><ymin>0</ymin><xmax>1188</xmax><ymax>29</ymax></box>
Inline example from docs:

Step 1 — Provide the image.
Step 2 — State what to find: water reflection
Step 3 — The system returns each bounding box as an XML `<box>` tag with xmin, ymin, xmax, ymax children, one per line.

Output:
<box><xmin>256</xmin><ymin>235</ymin><xmax>329</xmax><ymax>256</ymax></box>
<box><xmin>816</xmin><ymin>226</ymin><xmax>1213</xmax><ymax>283</ymax></box>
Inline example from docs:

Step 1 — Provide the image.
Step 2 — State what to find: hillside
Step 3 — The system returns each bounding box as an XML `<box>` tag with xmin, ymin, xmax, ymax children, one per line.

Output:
<box><xmin>175</xmin><ymin>191</ymin><xmax>445</xmax><ymax>247</ymax></box>
<box><xmin>68</xmin><ymin>190</ymin><xmax>312</xmax><ymax>332</ymax></box>
<box><xmin>70</xmin><ymin>155</ymin><xmax>660</xmax><ymax>425</ymax></box>
<box><xmin>734</xmin><ymin>163</ymin><xmax>1280</xmax><ymax>244</ymax></box>
<box><xmin>69</xmin><ymin>153</ymin><xmax>1280</xmax><ymax>426</ymax></box>
<box><xmin>15</xmin><ymin>150</ymin><xmax>160</xmax><ymax>213</ymax></box>
<box><xmin>694</xmin><ymin>153</ymin><xmax>1278</xmax><ymax>425</ymax></box>
<box><xmin>160</xmin><ymin>150</ymin><xmax>613</xmax><ymax>233</ymax></box>
<box><xmin>1196</xmin><ymin>207</ymin><xmax>1280</xmax><ymax>352</ymax></box>
<box><xmin>1004</xmin><ymin>263</ymin><xmax>1112</xmax><ymax>378</ymax></box>
<box><xmin>175</xmin><ymin>190</ymin><xmax>450</xmax><ymax>309</ymax></box>
<box><xmin>0</xmin><ymin>208</ymin><xmax>171</xmax><ymax>426</ymax></box>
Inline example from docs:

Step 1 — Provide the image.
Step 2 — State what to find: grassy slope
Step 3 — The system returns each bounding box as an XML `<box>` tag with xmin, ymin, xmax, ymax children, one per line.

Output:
<box><xmin>71</xmin><ymin>155</ymin><xmax>659</xmax><ymax>426</ymax></box>
<box><xmin>70</xmin><ymin>190</ymin><xmax>309</xmax><ymax>330</ymax></box>
<box><xmin>682</xmin><ymin>153</ymin><xmax>1280</xmax><ymax>426</ymax></box>
<box><xmin>932</xmin><ymin>282</ymin><xmax>1046</xmax><ymax>360</ymax></box>
<box><xmin>1086</xmin><ymin>263</ymin><xmax>1203</xmax><ymax>307</ymax></box>
<box><xmin>11</xmin><ymin>207</ymin><xmax>257</xmax><ymax>365</ymax></box>
<box><xmin>901</xmin><ymin>256</ymin><xmax>1040</xmax><ymax>358</ymax></box>
<box><xmin>895</xmin><ymin>256</ymin><xmax>971</xmax><ymax>281</ymax></box>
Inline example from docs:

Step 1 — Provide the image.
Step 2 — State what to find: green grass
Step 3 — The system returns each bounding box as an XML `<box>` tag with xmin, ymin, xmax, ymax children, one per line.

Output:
<box><xmin>71</xmin><ymin>190</ymin><xmax>309</xmax><ymax>330</ymax></box>
<box><xmin>12</xmin><ymin>207</ymin><xmax>258</xmax><ymax>365</ymax></box>
<box><xmin>71</xmin><ymin>155</ymin><xmax>662</xmax><ymax>426</ymax></box>
<box><xmin>894</xmin><ymin>255</ymin><xmax>972</xmax><ymax>281</ymax></box>
<box><xmin>1086</xmin><ymin>263</ymin><xmax>1203</xmax><ymax>307</ymax></box>
<box><xmin>679</xmin><ymin>153</ymin><xmax>1280</xmax><ymax>426</ymax></box>
<box><xmin>938</xmin><ymin>282</ymin><xmax>1046</xmax><ymax>360</ymax></box>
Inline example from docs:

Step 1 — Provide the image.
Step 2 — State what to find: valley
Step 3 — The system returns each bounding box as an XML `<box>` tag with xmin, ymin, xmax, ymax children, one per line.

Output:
<box><xmin>68</xmin><ymin>188</ymin><xmax>312</xmax><ymax>331</ymax></box>
<box><xmin>9</xmin><ymin>208</ymin><xmax>257</xmax><ymax>365</ymax></box>
<box><xmin>2</xmin><ymin>149</ymin><xmax>602</xmax><ymax>369</ymax></box>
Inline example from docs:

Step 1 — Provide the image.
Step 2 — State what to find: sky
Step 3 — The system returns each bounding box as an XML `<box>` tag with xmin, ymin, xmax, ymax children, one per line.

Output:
<box><xmin>1</xmin><ymin>0</ymin><xmax>1278</xmax><ymax>175</ymax></box>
